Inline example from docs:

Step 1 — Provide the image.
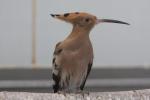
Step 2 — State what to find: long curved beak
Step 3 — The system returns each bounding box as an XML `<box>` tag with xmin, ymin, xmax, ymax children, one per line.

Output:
<box><xmin>96</xmin><ymin>19</ymin><xmax>130</xmax><ymax>25</ymax></box>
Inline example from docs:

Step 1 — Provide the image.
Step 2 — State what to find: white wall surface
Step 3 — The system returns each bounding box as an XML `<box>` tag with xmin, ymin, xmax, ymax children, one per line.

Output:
<box><xmin>0</xmin><ymin>0</ymin><xmax>32</xmax><ymax>65</ymax></box>
<box><xmin>0</xmin><ymin>0</ymin><xmax>150</xmax><ymax>68</ymax></box>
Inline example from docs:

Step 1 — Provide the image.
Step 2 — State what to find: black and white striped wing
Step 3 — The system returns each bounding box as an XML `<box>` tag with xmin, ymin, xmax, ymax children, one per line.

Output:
<box><xmin>52</xmin><ymin>42</ymin><xmax>62</xmax><ymax>93</ymax></box>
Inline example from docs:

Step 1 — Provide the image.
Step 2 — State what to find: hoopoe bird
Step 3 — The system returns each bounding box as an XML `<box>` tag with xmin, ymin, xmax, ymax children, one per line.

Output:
<box><xmin>51</xmin><ymin>12</ymin><xmax>129</xmax><ymax>93</ymax></box>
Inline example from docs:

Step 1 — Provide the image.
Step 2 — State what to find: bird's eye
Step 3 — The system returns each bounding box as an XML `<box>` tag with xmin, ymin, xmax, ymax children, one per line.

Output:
<box><xmin>85</xmin><ymin>18</ymin><xmax>90</xmax><ymax>22</ymax></box>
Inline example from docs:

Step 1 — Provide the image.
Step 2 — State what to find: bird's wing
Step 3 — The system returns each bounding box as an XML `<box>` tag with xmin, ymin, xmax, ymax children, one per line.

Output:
<box><xmin>80</xmin><ymin>61</ymin><xmax>93</xmax><ymax>90</ymax></box>
<box><xmin>52</xmin><ymin>42</ymin><xmax>62</xmax><ymax>93</ymax></box>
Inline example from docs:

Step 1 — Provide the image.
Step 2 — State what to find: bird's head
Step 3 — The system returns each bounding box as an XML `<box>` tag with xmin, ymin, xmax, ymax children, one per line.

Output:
<box><xmin>51</xmin><ymin>12</ymin><xmax>129</xmax><ymax>31</ymax></box>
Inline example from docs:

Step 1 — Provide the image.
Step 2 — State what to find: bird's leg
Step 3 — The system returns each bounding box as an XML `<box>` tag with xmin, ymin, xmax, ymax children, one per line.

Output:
<box><xmin>76</xmin><ymin>90</ymin><xmax>86</xmax><ymax>97</ymax></box>
<box><xmin>57</xmin><ymin>91</ymin><xmax>67</xmax><ymax>96</ymax></box>
<box><xmin>75</xmin><ymin>88</ymin><xmax>89</xmax><ymax>97</ymax></box>
<box><xmin>67</xmin><ymin>88</ymin><xmax>72</xmax><ymax>94</ymax></box>
<box><xmin>83</xmin><ymin>90</ymin><xmax>90</xmax><ymax>95</ymax></box>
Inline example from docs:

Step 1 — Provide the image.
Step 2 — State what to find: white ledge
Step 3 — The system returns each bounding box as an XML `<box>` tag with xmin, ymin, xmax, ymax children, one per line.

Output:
<box><xmin>1</xmin><ymin>89</ymin><xmax>150</xmax><ymax>100</ymax></box>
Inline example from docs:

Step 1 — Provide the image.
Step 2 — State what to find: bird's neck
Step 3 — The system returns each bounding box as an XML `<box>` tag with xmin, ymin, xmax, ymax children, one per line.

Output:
<box><xmin>67</xmin><ymin>24</ymin><xmax>91</xmax><ymax>39</ymax></box>
<box><xmin>64</xmin><ymin>24</ymin><xmax>92</xmax><ymax>51</ymax></box>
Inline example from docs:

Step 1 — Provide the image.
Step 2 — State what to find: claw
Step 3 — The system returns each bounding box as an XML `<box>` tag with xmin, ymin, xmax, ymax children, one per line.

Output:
<box><xmin>58</xmin><ymin>91</ymin><xmax>67</xmax><ymax>96</ymax></box>
<box><xmin>75</xmin><ymin>90</ymin><xmax>89</xmax><ymax>97</ymax></box>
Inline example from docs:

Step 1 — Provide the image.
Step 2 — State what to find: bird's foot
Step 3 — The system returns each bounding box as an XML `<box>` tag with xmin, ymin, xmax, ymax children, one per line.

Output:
<box><xmin>57</xmin><ymin>91</ymin><xmax>67</xmax><ymax>96</ymax></box>
<box><xmin>75</xmin><ymin>90</ymin><xmax>89</xmax><ymax>97</ymax></box>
